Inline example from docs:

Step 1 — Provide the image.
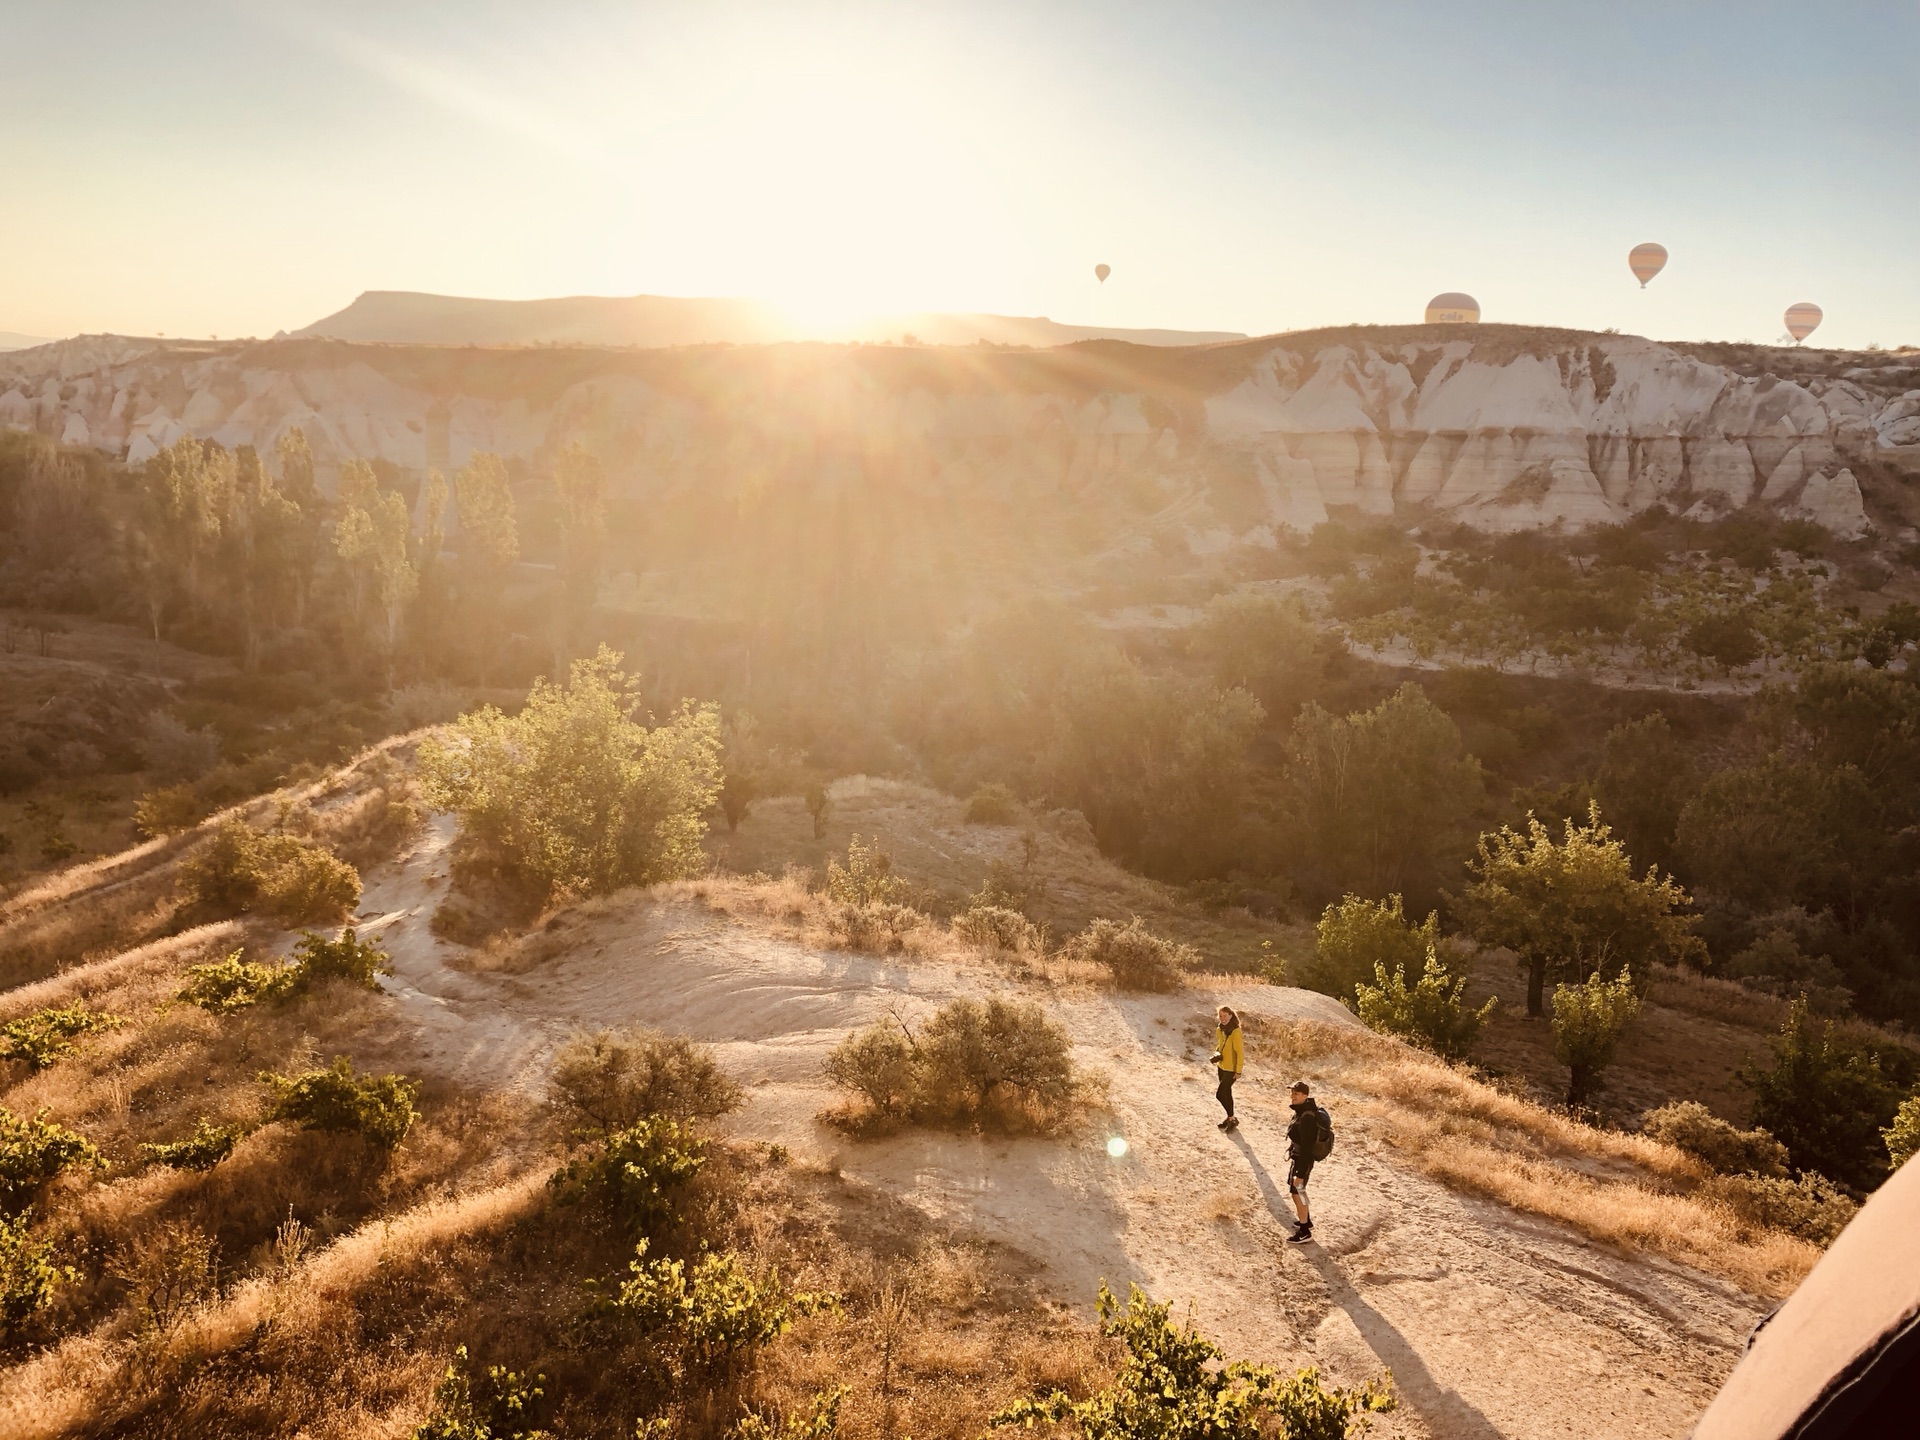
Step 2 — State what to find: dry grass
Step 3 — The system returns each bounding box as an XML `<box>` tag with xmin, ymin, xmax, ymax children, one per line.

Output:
<box><xmin>0</xmin><ymin>736</ymin><xmax>421</xmax><ymax>992</ymax></box>
<box><xmin>1255</xmin><ymin>1015</ymin><xmax>1823</xmax><ymax>1297</ymax></box>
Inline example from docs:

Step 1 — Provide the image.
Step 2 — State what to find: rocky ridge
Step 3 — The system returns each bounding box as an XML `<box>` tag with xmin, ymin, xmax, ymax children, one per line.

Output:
<box><xmin>5</xmin><ymin>326</ymin><xmax>1918</xmax><ymax>539</ymax></box>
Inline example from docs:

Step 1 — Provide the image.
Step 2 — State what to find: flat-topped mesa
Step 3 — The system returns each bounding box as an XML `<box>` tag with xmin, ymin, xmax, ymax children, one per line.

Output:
<box><xmin>4</xmin><ymin>325</ymin><xmax>1916</xmax><ymax>540</ymax></box>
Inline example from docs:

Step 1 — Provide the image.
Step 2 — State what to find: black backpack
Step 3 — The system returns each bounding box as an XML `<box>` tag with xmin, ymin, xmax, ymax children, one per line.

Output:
<box><xmin>1311</xmin><ymin>1105</ymin><xmax>1335</xmax><ymax>1161</ymax></box>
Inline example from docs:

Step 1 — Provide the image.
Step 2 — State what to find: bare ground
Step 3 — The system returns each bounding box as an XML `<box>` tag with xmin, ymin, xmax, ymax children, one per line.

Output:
<box><xmin>342</xmin><ymin>810</ymin><xmax>1765</xmax><ymax>1440</ymax></box>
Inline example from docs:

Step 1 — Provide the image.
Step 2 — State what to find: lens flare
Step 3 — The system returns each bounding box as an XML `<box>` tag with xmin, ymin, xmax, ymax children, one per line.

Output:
<box><xmin>1106</xmin><ymin>1135</ymin><xmax>1130</xmax><ymax>1159</ymax></box>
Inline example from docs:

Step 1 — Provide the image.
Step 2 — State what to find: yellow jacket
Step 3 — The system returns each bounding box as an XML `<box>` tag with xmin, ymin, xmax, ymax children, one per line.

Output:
<box><xmin>1215</xmin><ymin>1024</ymin><xmax>1244</xmax><ymax>1074</ymax></box>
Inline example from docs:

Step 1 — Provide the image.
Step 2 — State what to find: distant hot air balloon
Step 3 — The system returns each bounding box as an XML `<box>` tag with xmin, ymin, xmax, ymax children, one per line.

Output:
<box><xmin>1425</xmin><ymin>292</ymin><xmax>1480</xmax><ymax>324</ymax></box>
<box><xmin>1785</xmin><ymin>302</ymin><xmax>1823</xmax><ymax>344</ymax></box>
<box><xmin>1629</xmin><ymin>243</ymin><xmax>1668</xmax><ymax>288</ymax></box>
<box><xmin>1094</xmin><ymin>264</ymin><xmax>1111</xmax><ymax>284</ymax></box>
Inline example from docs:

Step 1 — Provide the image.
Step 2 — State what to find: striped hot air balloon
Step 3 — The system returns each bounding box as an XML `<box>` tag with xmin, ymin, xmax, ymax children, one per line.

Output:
<box><xmin>1424</xmin><ymin>292</ymin><xmax>1480</xmax><ymax>324</ymax></box>
<box><xmin>1629</xmin><ymin>243</ymin><xmax>1668</xmax><ymax>287</ymax></box>
<box><xmin>1785</xmin><ymin>303</ymin><xmax>1823</xmax><ymax>343</ymax></box>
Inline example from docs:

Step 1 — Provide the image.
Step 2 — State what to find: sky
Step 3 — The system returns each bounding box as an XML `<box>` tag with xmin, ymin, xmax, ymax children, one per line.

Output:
<box><xmin>3</xmin><ymin>1</ymin><xmax>1917</xmax><ymax>348</ymax></box>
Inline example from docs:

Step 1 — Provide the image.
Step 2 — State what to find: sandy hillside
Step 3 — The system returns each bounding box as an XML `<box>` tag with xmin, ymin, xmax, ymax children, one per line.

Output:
<box><xmin>337</xmin><ymin>800</ymin><xmax>1765</xmax><ymax>1440</ymax></box>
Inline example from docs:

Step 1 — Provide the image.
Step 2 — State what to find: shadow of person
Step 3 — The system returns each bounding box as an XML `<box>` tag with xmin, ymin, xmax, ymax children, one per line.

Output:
<box><xmin>1229</xmin><ymin>1131</ymin><xmax>1509</xmax><ymax>1440</ymax></box>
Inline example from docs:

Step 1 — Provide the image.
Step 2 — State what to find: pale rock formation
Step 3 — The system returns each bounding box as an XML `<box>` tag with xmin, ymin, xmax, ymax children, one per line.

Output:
<box><xmin>0</xmin><ymin>328</ymin><xmax>1907</xmax><ymax>538</ymax></box>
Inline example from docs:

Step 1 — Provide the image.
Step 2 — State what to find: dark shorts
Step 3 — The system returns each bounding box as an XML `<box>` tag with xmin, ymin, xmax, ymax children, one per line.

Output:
<box><xmin>1287</xmin><ymin>1157</ymin><xmax>1314</xmax><ymax>1191</ymax></box>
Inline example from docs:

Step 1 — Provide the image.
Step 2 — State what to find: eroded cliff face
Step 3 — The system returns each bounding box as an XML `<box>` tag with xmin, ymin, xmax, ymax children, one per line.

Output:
<box><xmin>4</xmin><ymin>327</ymin><xmax>1916</xmax><ymax>540</ymax></box>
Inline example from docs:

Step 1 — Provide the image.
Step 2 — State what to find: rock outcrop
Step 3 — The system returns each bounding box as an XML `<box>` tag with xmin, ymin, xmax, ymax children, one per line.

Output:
<box><xmin>4</xmin><ymin>326</ymin><xmax>1914</xmax><ymax>540</ymax></box>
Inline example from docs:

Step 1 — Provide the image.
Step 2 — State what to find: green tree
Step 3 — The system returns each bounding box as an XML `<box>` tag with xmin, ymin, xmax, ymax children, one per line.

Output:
<box><xmin>418</xmin><ymin>647</ymin><xmax>721</xmax><ymax>904</ymax></box>
<box><xmin>1302</xmin><ymin>893</ymin><xmax>1440</xmax><ymax>1006</ymax></box>
<box><xmin>1356</xmin><ymin>948</ymin><xmax>1496</xmax><ymax>1061</ymax></box>
<box><xmin>1675</xmin><ymin>756</ymin><xmax>1881</xmax><ymax>919</ymax></box>
<box><xmin>1461</xmin><ymin>802</ymin><xmax>1703</xmax><ymax>1017</ymax></box>
<box><xmin>1885</xmin><ymin>1095</ymin><xmax>1920</xmax><ymax>1172</ymax></box>
<box><xmin>1191</xmin><ymin>590</ymin><xmax>1324</xmax><ymax>721</ymax></box>
<box><xmin>1593</xmin><ymin>712</ymin><xmax>1691</xmax><ymax>872</ymax></box>
<box><xmin>1286</xmin><ymin>685</ymin><xmax>1484</xmax><ymax>904</ymax></box>
<box><xmin>1551</xmin><ymin>966</ymin><xmax>1641</xmax><ymax>1106</ymax></box>
<box><xmin>1740</xmin><ymin>998</ymin><xmax>1905</xmax><ymax>1191</ymax></box>
<box><xmin>453</xmin><ymin>452</ymin><xmax>521</xmax><ymax>675</ymax></box>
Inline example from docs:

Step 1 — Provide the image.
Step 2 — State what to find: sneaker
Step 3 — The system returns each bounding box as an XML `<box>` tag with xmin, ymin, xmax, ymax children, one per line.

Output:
<box><xmin>1221</xmin><ymin>1116</ymin><xmax>1239</xmax><ymax>1131</ymax></box>
<box><xmin>1287</xmin><ymin>1224</ymin><xmax>1313</xmax><ymax>1244</ymax></box>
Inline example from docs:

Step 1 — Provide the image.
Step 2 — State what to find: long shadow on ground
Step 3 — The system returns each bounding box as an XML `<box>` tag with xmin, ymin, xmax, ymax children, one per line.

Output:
<box><xmin>1230</xmin><ymin>1132</ymin><xmax>1509</xmax><ymax>1440</ymax></box>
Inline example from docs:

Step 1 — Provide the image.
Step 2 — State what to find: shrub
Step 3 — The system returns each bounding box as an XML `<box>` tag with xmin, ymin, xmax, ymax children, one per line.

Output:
<box><xmin>141</xmin><ymin>1119</ymin><xmax>247</xmax><ymax>1172</ymax></box>
<box><xmin>822</xmin><ymin>1023</ymin><xmax>918</xmax><ymax>1118</ymax></box>
<box><xmin>177</xmin><ymin>950</ymin><xmax>298</xmax><ymax>1012</ymax></box>
<box><xmin>1708</xmin><ymin>1172</ymin><xmax>1858</xmax><ymax>1246</ymax></box>
<box><xmin>1740</xmin><ymin>998</ymin><xmax>1905</xmax><ymax>1192</ymax></box>
<box><xmin>551</xmin><ymin>1031</ymin><xmax>743</xmax><ymax>1133</ymax></box>
<box><xmin>824</xmin><ymin>835</ymin><xmax>901</xmax><ymax>907</ymax></box>
<box><xmin>262</xmin><ymin>1058</ymin><xmax>419</xmax><ymax>1149</ymax></box>
<box><xmin>1302</xmin><ymin>894</ymin><xmax>1439</xmax><ymax>1008</ymax></box>
<box><xmin>177</xmin><ymin>931</ymin><xmax>391</xmax><ymax>1013</ymax></box>
<box><xmin>132</xmin><ymin>784</ymin><xmax>204</xmax><ymax>839</ymax></box>
<box><xmin>1062</xmin><ymin>917</ymin><xmax>1192</xmax><ymax>992</ymax></box>
<box><xmin>826</xmin><ymin>998</ymin><xmax>1078</xmax><ymax>1131</ymax></box>
<box><xmin>921</xmin><ymin>997</ymin><xmax>1075</xmax><ymax>1120</ymax></box>
<box><xmin>418</xmin><ymin>648</ymin><xmax>722</xmax><ymax>906</ymax></box>
<box><xmin>289</xmin><ymin>927</ymin><xmax>392</xmax><ymax>990</ymax></box>
<box><xmin>1887</xmin><ymin>1095</ymin><xmax>1920</xmax><ymax>1171</ymax></box>
<box><xmin>584</xmin><ymin>1239</ymin><xmax>838</xmax><ymax>1385</ymax></box>
<box><xmin>962</xmin><ymin>783</ymin><xmax>1020</xmax><ymax>825</ymax></box>
<box><xmin>412</xmin><ymin>1345</ymin><xmax>550</xmax><ymax>1440</ymax></box>
<box><xmin>0</xmin><ymin>1108</ymin><xmax>104</xmax><ymax>1211</ymax></box>
<box><xmin>181</xmin><ymin>821</ymin><xmax>362</xmax><ymax>923</ymax></box>
<box><xmin>1354</xmin><ymin>948</ymin><xmax>1496</xmax><ymax>1062</ymax></box>
<box><xmin>1551</xmin><ymin>967</ymin><xmax>1642</xmax><ymax>1107</ymax></box>
<box><xmin>951</xmin><ymin>904</ymin><xmax>1043</xmax><ymax>956</ymax></box>
<box><xmin>732</xmin><ymin>1388</ymin><xmax>850</xmax><ymax>1440</ymax></box>
<box><xmin>991</xmin><ymin>1282</ymin><xmax>1394</xmax><ymax>1440</ymax></box>
<box><xmin>828</xmin><ymin>901</ymin><xmax>928</xmax><ymax>955</ymax></box>
<box><xmin>116</xmin><ymin>1220</ymin><xmax>220</xmax><ymax>1334</ymax></box>
<box><xmin>0</xmin><ymin>1211</ymin><xmax>75</xmax><ymax>1339</ymax></box>
<box><xmin>969</xmin><ymin>857</ymin><xmax>1045</xmax><ymax>916</ymax></box>
<box><xmin>0</xmin><ymin>1004</ymin><xmax>125</xmax><ymax>1071</ymax></box>
<box><xmin>551</xmin><ymin>1115</ymin><xmax>707</xmax><ymax>1236</ymax></box>
<box><xmin>1640</xmin><ymin>1101</ymin><xmax>1789</xmax><ymax>1178</ymax></box>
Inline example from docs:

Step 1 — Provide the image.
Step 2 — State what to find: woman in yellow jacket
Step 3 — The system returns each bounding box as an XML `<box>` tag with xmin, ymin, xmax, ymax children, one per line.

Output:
<box><xmin>1212</xmin><ymin>1005</ymin><xmax>1243</xmax><ymax>1131</ymax></box>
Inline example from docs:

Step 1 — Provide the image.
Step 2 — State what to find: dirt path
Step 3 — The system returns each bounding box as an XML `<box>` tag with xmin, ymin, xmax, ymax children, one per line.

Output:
<box><xmin>347</xmin><ymin>817</ymin><xmax>1762</xmax><ymax>1440</ymax></box>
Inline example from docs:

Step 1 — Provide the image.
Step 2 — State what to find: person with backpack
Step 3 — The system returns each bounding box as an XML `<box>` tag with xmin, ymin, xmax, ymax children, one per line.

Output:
<box><xmin>1285</xmin><ymin>1079</ymin><xmax>1332</xmax><ymax>1243</ymax></box>
<box><xmin>1210</xmin><ymin>1006</ymin><xmax>1243</xmax><ymax>1131</ymax></box>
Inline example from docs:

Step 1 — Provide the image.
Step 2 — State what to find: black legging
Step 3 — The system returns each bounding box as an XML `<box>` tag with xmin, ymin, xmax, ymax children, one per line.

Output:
<box><xmin>1216</xmin><ymin>1068</ymin><xmax>1237</xmax><ymax>1118</ymax></box>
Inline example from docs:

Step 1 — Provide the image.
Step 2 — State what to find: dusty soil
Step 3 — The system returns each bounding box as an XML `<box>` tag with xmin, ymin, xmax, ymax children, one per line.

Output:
<box><xmin>342</xmin><ymin>805</ymin><xmax>1765</xmax><ymax>1440</ymax></box>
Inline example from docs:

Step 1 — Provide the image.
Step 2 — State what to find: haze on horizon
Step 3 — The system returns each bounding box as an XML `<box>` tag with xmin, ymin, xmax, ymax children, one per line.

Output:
<box><xmin>4</xmin><ymin>1</ymin><xmax>1917</xmax><ymax>349</ymax></box>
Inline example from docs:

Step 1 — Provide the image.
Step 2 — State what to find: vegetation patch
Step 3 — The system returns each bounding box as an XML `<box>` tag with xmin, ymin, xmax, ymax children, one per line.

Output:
<box><xmin>551</xmin><ymin>1030</ymin><xmax>745</xmax><ymax>1134</ymax></box>
<box><xmin>1060</xmin><ymin>916</ymin><xmax>1191</xmax><ymax>992</ymax></box>
<box><xmin>1355</xmin><ymin>949</ymin><xmax>1496</xmax><ymax>1061</ymax></box>
<box><xmin>0</xmin><ymin>1107</ymin><xmax>104</xmax><ymax>1211</ymax></box>
<box><xmin>825</xmin><ymin>997</ymin><xmax>1079</xmax><ymax>1133</ymax></box>
<box><xmin>177</xmin><ymin>929</ymin><xmax>392</xmax><ymax>1013</ymax></box>
<box><xmin>419</xmin><ymin>647</ymin><xmax>721</xmax><ymax>910</ymax></box>
<box><xmin>0</xmin><ymin>1003</ymin><xmax>124</xmax><ymax>1071</ymax></box>
<box><xmin>991</xmin><ymin>1282</ymin><xmax>1394</xmax><ymax>1440</ymax></box>
<box><xmin>181</xmin><ymin>820</ymin><xmax>362</xmax><ymax>924</ymax></box>
<box><xmin>262</xmin><ymin>1057</ymin><xmax>420</xmax><ymax>1150</ymax></box>
<box><xmin>140</xmin><ymin>1118</ymin><xmax>249</xmax><ymax>1172</ymax></box>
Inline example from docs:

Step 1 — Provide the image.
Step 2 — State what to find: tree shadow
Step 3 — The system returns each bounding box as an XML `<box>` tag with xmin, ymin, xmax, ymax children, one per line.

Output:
<box><xmin>1229</xmin><ymin>1132</ymin><xmax>1509</xmax><ymax>1440</ymax></box>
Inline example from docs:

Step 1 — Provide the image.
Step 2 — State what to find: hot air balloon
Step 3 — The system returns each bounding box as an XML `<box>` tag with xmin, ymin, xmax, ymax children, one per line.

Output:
<box><xmin>1785</xmin><ymin>303</ymin><xmax>1823</xmax><ymax>344</ymax></box>
<box><xmin>1629</xmin><ymin>243</ymin><xmax>1668</xmax><ymax>288</ymax></box>
<box><xmin>1424</xmin><ymin>292</ymin><xmax>1480</xmax><ymax>324</ymax></box>
<box><xmin>1094</xmin><ymin>264</ymin><xmax>1111</xmax><ymax>284</ymax></box>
